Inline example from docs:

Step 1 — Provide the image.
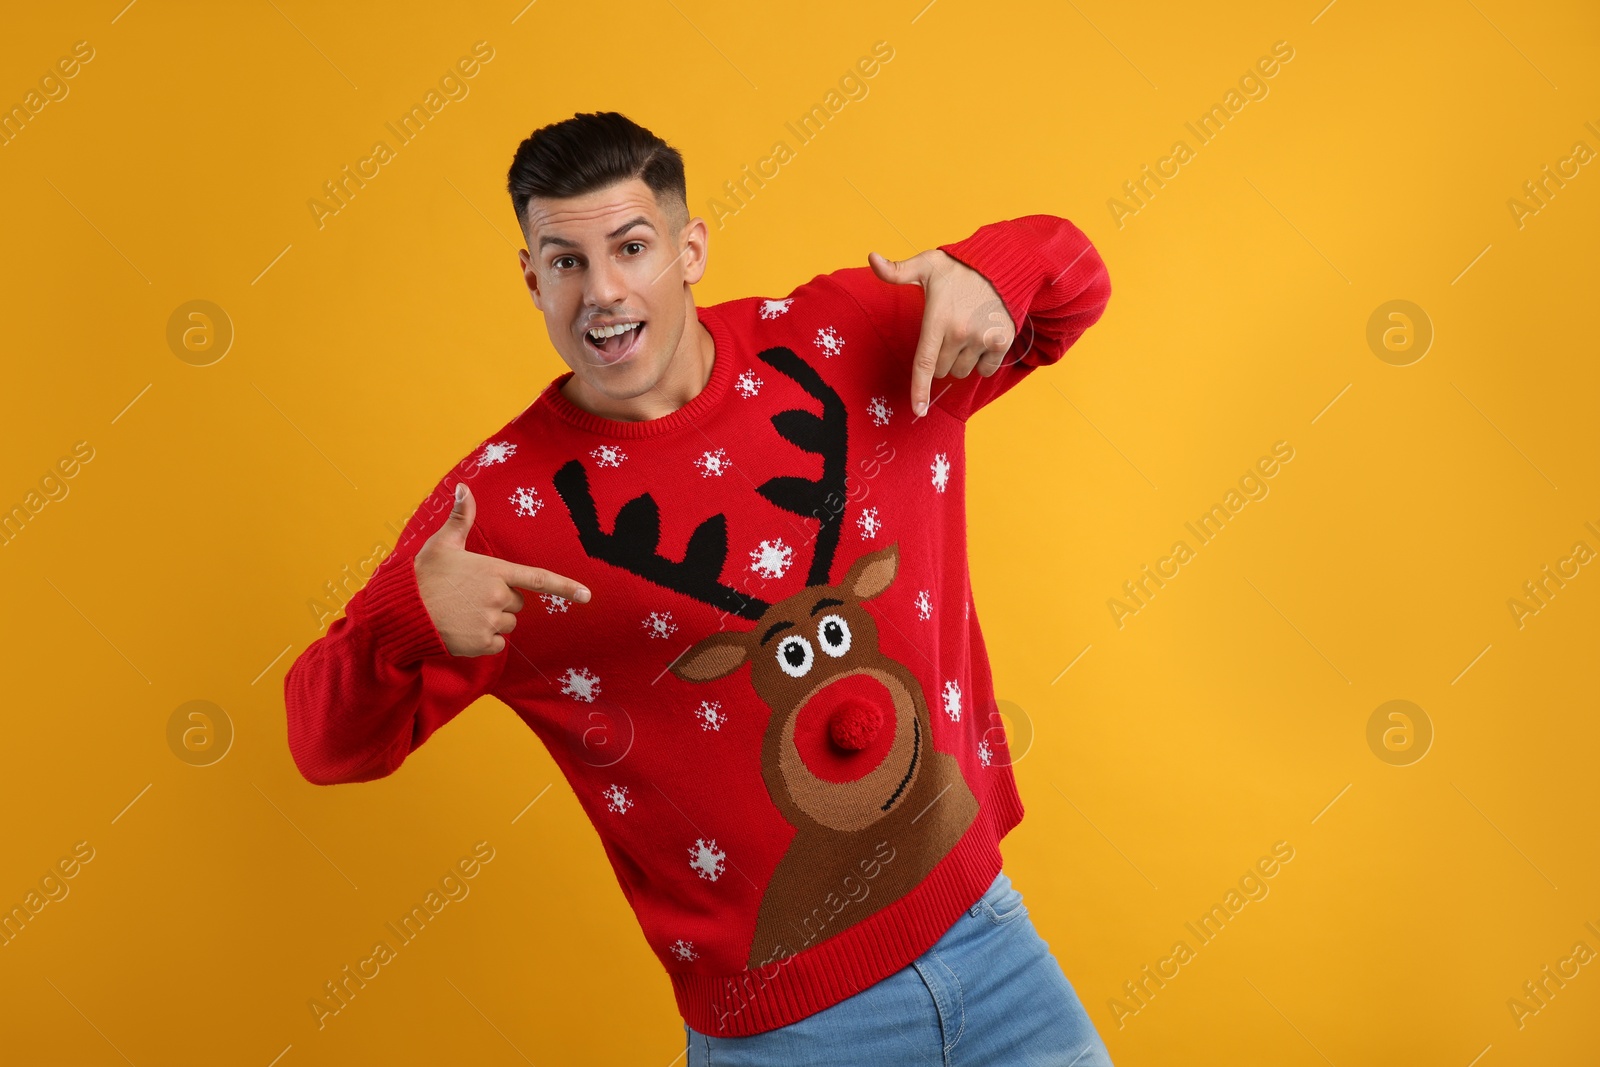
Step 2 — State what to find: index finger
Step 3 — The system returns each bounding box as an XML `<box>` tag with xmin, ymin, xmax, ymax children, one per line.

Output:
<box><xmin>501</xmin><ymin>561</ymin><xmax>590</xmax><ymax>603</ymax></box>
<box><xmin>910</xmin><ymin>298</ymin><xmax>942</xmax><ymax>417</ymax></box>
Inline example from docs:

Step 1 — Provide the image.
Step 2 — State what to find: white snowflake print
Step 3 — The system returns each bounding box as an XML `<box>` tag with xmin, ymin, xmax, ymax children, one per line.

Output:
<box><xmin>560</xmin><ymin>666</ymin><xmax>601</xmax><ymax>703</ymax></box>
<box><xmin>759</xmin><ymin>298</ymin><xmax>793</xmax><ymax>320</ymax></box>
<box><xmin>694</xmin><ymin>448</ymin><xmax>731</xmax><ymax>477</ymax></box>
<box><xmin>603</xmin><ymin>784</ymin><xmax>632</xmax><ymax>814</ymax></box>
<box><xmin>590</xmin><ymin>444</ymin><xmax>627</xmax><ymax>468</ymax></box>
<box><xmin>814</xmin><ymin>325</ymin><xmax>846</xmax><ymax>358</ymax></box>
<box><xmin>696</xmin><ymin>700</ymin><xmax>727</xmax><ymax>731</ymax></box>
<box><xmin>856</xmin><ymin>507</ymin><xmax>881</xmax><ymax>540</ymax></box>
<box><xmin>540</xmin><ymin>593</ymin><xmax>570</xmax><ymax>614</ymax></box>
<box><xmin>735</xmin><ymin>369</ymin><xmax>763</xmax><ymax>398</ymax></box>
<box><xmin>510</xmin><ymin>486</ymin><xmax>544</xmax><ymax>518</ymax></box>
<box><xmin>689</xmin><ymin>837</ymin><xmax>726</xmax><ymax>882</ymax></box>
<box><xmin>642</xmin><ymin>611</ymin><xmax>678</xmax><ymax>640</ymax></box>
<box><xmin>867</xmin><ymin>396</ymin><xmax>893</xmax><ymax>427</ymax></box>
<box><xmin>914</xmin><ymin>590</ymin><xmax>933</xmax><ymax>621</ymax></box>
<box><xmin>749</xmin><ymin>537</ymin><xmax>794</xmax><ymax>579</ymax></box>
<box><xmin>931</xmin><ymin>452</ymin><xmax>951</xmax><ymax>493</ymax></box>
<box><xmin>670</xmin><ymin>939</ymin><xmax>699</xmax><ymax>962</ymax></box>
<box><xmin>478</xmin><ymin>440</ymin><xmax>516</xmax><ymax>466</ymax></box>
<box><xmin>942</xmin><ymin>679</ymin><xmax>963</xmax><ymax>722</ymax></box>
<box><xmin>978</xmin><ymin>740</ymin><xmax>993</xmax><ymax>767</ymax></box>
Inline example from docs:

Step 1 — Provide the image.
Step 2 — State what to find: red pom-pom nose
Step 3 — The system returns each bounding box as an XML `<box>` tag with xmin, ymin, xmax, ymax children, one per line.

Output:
<box><xmin>828</xmin><ymin>700</ymin><xmax>883</xmax><ymax>751</ymax></box>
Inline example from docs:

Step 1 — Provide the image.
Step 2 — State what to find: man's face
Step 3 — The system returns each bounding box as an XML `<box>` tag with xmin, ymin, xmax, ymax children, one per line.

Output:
<box><xmin>518</xmin><ymin>177</ymin><xmax>707</xmax><ymax>403</ymax></box>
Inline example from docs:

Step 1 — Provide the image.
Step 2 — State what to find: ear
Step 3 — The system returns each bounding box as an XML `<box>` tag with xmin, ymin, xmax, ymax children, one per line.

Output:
<box><xmin>672</xmin><ymin>630</ymin><xmax>751</xmax><ymax>682</ymax></box>
<box><xmin>521</xmin><ymin>257</ymin><xmax>545</xmax><ymax>312</ymax></box>
<box><xmin>680</xmin><ymin>215</ymin><xmax>710</xmax><ymax>286</ymax></box>
<box><xmin>845</xmin><ymin>542</ymin><xmax>898</xmax><ymax>601</ymax></box>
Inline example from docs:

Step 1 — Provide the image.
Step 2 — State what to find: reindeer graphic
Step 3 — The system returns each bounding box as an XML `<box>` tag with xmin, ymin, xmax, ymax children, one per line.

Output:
<box><xmin>553</xmin><ymin>345</ymin><xmax>978</xmax><ymax>968</ymax></box>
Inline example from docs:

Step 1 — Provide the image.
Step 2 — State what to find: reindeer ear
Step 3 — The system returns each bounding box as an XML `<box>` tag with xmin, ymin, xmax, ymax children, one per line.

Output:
<box><xmin>845</xmin><ymin>543</ymin><xmax>899</xmax><ymax>601</ymax></box>
<box><xmin>672</xmin><ymin>631</ymin><xmax>751</xmax><ymax>682</ymax></box>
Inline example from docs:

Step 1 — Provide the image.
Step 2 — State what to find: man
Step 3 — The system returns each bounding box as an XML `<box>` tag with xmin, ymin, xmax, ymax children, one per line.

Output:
<box><xmin>284</xmin><ymin>110</ymin><xmax>1113</xmax><ymax>1063</ymax></box>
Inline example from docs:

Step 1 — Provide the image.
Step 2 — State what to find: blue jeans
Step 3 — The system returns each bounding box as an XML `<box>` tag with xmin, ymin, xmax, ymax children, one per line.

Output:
<box><xmin>683</xmin><ymin>869</ymin><xmax>1114</xmax><ymax>1066</ymax></box>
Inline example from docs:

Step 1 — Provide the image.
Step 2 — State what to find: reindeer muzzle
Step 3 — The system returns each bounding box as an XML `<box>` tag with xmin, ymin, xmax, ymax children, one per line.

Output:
<box><xmin>791</xmin><ymin>673</ymin><xmax>902</xmax><ymax>783</ymax></box>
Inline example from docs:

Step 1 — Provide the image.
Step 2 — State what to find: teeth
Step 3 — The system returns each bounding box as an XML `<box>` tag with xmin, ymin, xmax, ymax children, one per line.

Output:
<box><xmin>588</xmin><ymin>321</ymin><xmax>642</xmax><ymax>342</ymax></box>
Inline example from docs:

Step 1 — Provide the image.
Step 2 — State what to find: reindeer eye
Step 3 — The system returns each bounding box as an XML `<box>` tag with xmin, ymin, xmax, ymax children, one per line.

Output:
<box><xmin>775</xmin><ymin>634</ymin><xmax>814</xmax><ymax>678</ymax></box>
<box><xmin>816</xmin><ymin>614</ymin><xmax>851</xmax><ymax>657</ymax></box>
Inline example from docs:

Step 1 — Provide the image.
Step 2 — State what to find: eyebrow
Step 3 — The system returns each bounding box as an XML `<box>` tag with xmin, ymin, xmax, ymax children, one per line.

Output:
<box><xmin>759</xmin><ymin>620</ymin><xmax>794</xmax><ymax>646</ymax></box>
<box><xmin>538</xmin><ymin>215</ymin><xmax>655</xmax><ymax>252</ymax></box>
<box><xmin>809</xmin><ymin>597</ymin><xmax>844</xmax><ymax>616</ymax></box>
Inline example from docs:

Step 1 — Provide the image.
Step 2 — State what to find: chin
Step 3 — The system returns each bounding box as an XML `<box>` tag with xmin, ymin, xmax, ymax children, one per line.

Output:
<box><xmin>578</xmin><ymin>355</ymin><xmax>663</xmax><ymax>399</ymax></box>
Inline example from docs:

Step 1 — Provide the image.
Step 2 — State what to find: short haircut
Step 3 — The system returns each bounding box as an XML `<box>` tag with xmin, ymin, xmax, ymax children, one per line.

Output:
<box><xmin>505</xmin><ymin>111</ymin><xmax>688</xmax><ymax>240</ymax></box>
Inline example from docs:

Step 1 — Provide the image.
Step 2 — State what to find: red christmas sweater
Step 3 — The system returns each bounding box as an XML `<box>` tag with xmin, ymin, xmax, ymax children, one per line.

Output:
<box><xmin>283</xmin><ymin>213</ymin><xmax>1111</xmax><ymax>1036</ymax></box>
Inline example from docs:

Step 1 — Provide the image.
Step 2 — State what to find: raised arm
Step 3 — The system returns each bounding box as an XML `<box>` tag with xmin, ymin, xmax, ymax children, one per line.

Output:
<box><xmin>829</xmin><ymin>213</ymin><xmax>1112</xmax><ymax>421</ymax></box>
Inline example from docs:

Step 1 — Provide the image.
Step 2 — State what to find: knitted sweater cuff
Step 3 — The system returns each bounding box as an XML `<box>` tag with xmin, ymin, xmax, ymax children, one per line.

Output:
<box><xmin>937</xmin><ymin>223</ymin><xmax>1052</xmax><ymax>364</ymax></box>
<box><xmin>357</xmin><ymin>553</ymin><xmax>452</xmax><ymax>667</ymax></box>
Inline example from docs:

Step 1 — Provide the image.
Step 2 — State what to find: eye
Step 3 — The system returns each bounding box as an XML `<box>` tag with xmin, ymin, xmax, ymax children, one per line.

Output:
<box><xmin>816</xmin><ymin>614</ymin><xmax>851</xmax><ymax>657</ymax></box>
<box><xmin>775</xmin><ymin>634</ymin><xmax>814</xmax><ymax>678</ymax></box>
<box><xmin>552</xmin><ymin>255</ymin><xmax>576</xmax><ymax>270</ymax></box>
<box><xmin>623</xmin><ymin>241</ymin><xmax>645</xmax><ymax>254</ymax></box>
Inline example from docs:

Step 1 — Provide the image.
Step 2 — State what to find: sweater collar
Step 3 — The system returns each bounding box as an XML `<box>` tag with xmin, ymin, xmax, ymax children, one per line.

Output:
<box><xmin>533</xmin><ymin>304</ymin><xmax>733</xmax><ymax>439</ymax></box>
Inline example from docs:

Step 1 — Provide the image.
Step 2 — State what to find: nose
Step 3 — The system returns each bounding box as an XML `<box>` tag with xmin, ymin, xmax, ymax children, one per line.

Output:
<box><xmin>583</xmin><ymin>255</ymin><xmax>628</xmax><ymax>312</ymax></box>
<box><xmin>793</xmin><ymin>673</ymin><xmax>898</xmax><ymax>784</ymax></box>
<box><xmin>829</xmin><ymin>701</ymin><xmax>882</xmax><ymax>751</ymax></box>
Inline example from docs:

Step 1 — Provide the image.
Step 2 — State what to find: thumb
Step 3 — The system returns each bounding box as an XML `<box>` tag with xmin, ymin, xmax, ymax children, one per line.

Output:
<box><xmin>868</xmin><ymin>250</ymin><xmax>917</xmax><ymax>285</ymax></box>
<box><xmin>436</xmin><ymin>482</ymin><xmax>476</xmax><ymax>548</ymax></box>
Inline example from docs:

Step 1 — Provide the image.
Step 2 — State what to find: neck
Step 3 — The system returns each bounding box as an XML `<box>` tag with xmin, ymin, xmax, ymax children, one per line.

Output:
<box><xmin>562</xmin><ymin>312</ymin><xmax>715</xmax><ymax>422</ymax></box>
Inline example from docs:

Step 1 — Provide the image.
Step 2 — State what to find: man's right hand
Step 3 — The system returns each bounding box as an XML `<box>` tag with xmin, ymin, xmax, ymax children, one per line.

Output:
<box><xmin>414</xmin><ymin>483</ymin><xmax>590</xmax><ymax>657</ymax></box>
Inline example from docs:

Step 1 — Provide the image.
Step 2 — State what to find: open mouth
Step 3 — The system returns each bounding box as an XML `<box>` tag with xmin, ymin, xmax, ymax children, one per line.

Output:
<box><xmin>583</xmin><ymin>320</ymin><xmax>646</xmax><ymax>365</ymax></box>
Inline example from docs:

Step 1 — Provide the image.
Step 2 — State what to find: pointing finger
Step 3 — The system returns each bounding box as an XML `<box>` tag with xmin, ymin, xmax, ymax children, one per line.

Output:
<box><xmin>502</xmin><ymin>562</ymin><xmax>590</xmax><ymax>604</ymax></box>
<box><xmin>910</xmin><ymin>301</ymin><xmax>942</xmax><ymax>417</ymax></box>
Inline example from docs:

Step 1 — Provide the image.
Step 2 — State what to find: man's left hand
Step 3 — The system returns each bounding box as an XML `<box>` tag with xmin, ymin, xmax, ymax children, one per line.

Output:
<box><xmin>868</xmin><ymin>248</ymin><xmax>1015</xmax><ymax>417</ymax></box>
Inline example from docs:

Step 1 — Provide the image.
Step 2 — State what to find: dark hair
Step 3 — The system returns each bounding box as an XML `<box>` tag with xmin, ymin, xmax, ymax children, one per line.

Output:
<box><xmin>506</xmin><ymin>111</ymin><xmax>688</xmax><ymax>238</ymax></box>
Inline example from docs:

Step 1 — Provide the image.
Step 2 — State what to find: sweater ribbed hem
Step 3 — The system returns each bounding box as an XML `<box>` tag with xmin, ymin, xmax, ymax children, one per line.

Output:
<box><xmin>670</xmin><ymin>769</ymin><xmax>1027</xmax><ymax>1036</ymax></box>
<box><xmin>359</xmin><ymin>551</ymin><xmax>451</xmax><ymax>667</ymax></box>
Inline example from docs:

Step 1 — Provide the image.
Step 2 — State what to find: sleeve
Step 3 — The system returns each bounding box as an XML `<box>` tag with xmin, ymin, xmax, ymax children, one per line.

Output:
<box><xmin>283</xmin><ymin>467</ymin><xmax>511</xmax><ymax>786</ymax></box>
<box><xmin>827</xmin><ymin>214</ymin><xmax>1112</xmax><ymax>422</ymax></box>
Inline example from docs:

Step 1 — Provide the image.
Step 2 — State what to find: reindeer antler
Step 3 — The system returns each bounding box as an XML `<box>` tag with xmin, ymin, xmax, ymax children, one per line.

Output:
<box><xmin>550</xmin><ymin>345</ymin><xmax>851</xmax><ymax>617</ymax></box>
<box><xmin>552</xmin><ymin>459</ymin><xmax>772</xmax><ymax>620</ymax></box>
<box><xmin>751</xmin><ymin>346</ymin><xmax>849</xmax><ymax>587</ymax></box>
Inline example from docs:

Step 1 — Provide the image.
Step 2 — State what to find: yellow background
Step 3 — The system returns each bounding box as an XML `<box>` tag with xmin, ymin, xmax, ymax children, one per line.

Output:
<box><xmin>3</xmin><ymin>0</ymin><xmax>1596</xmax><ymax>1063</ymax></box>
